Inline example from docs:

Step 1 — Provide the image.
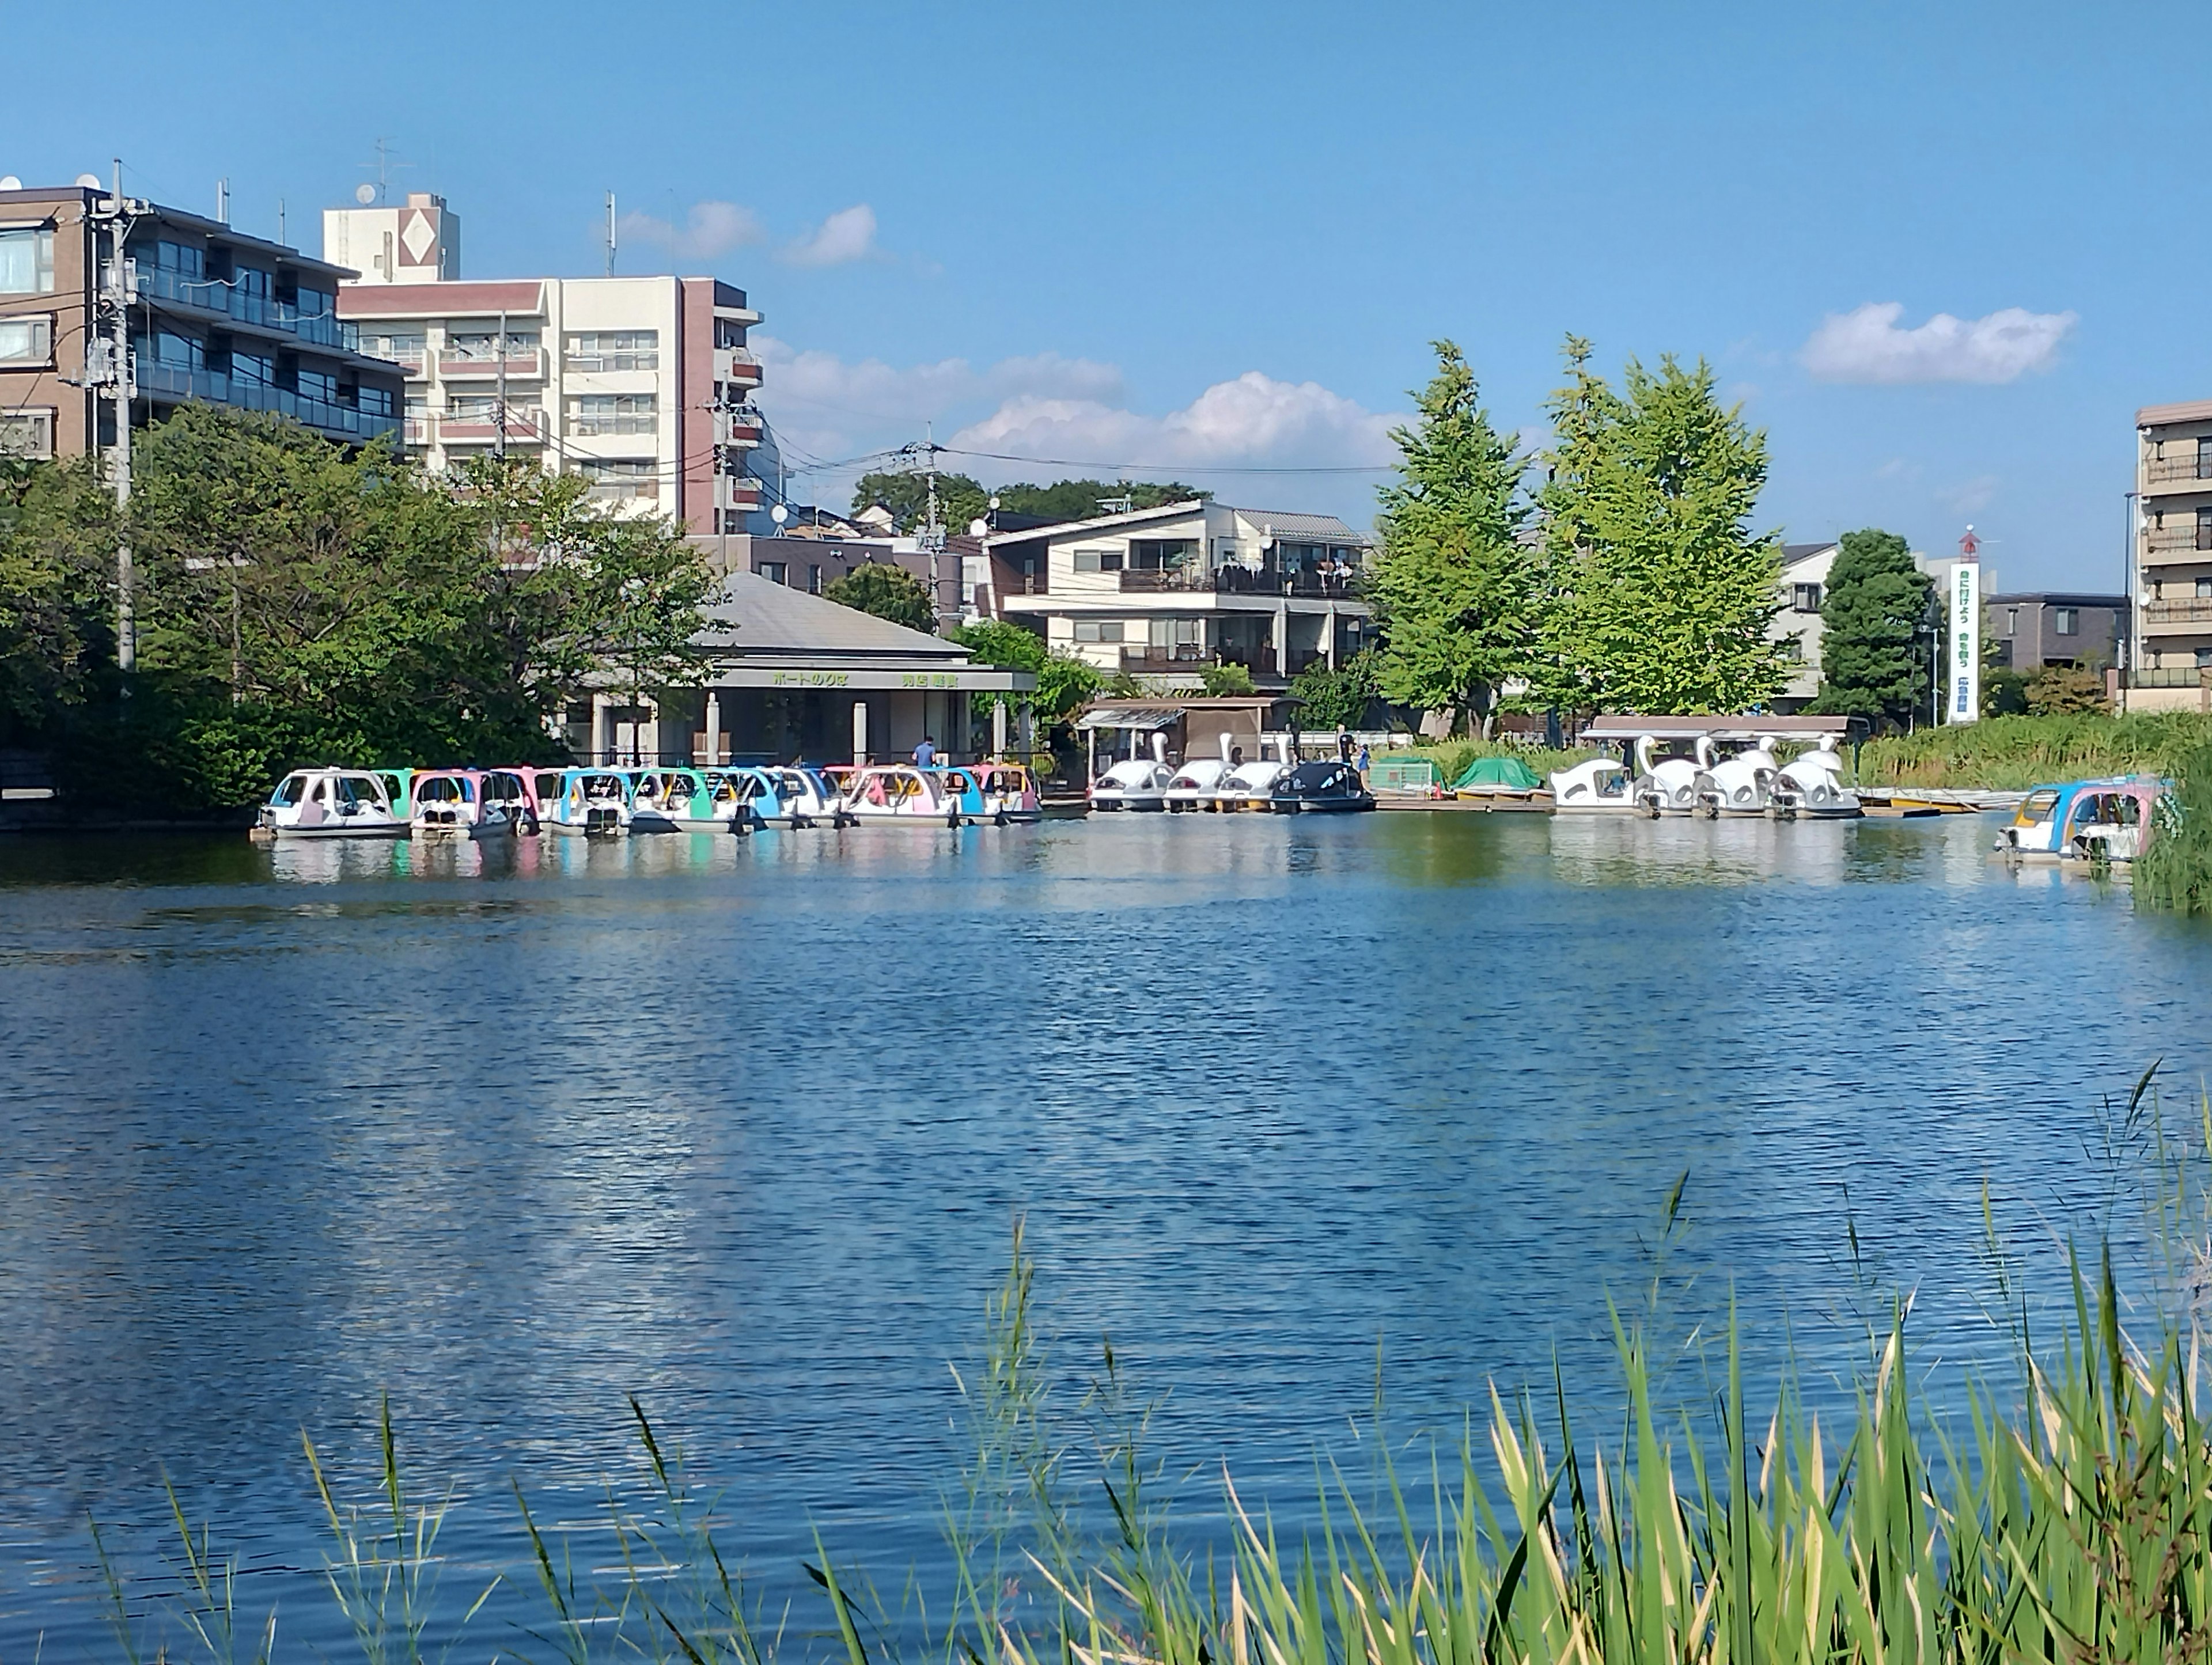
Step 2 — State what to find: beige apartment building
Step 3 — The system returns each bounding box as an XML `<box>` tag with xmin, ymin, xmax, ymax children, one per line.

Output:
<box><xmin>326</xmin><ymin>195</ymin><xmax>768</xmax><ymax>536</ymax></box>
<box><xmin>2132</xmin><ymin>398</ymin><xmax>2212</xmax><ymax>708</ymax></box>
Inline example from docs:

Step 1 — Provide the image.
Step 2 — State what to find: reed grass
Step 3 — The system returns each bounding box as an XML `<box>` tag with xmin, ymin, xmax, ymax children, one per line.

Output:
<box><xmin>81</xmin><ymin>1098</ymin><xmax>2212</xmax><ymax>1665</ymax></box>
<box><xmin>2138</xmin><ymin>737</ymin><xmax>2212</xmax><ymax>915</ymax></box>
<box><xmin>1854</xmin><ymin>712</ymin><xmax>2212</xmax><ymax>791</ymax></box>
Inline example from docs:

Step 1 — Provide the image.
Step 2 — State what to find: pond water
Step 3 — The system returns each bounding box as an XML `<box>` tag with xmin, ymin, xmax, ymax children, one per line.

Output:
<box><xmin>1</xmin><ymin>811</ymin><xmax>2207</xmax><ymax>1657</ymax></box>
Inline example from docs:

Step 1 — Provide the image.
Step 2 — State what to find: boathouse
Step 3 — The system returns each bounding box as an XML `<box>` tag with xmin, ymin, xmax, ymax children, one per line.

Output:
<box><xmin>569</xmin><ymin>571</ymin><xmax>1035</xmax><ymax>765</ymax></box>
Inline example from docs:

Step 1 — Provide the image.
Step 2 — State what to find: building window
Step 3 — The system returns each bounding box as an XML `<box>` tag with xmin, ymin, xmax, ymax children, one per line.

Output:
<box><xmin>2197</xmin><ymin>509</ymin><xmax>2212</xmax><ymax>551</ymax></box>
<box><xmin>0</xmin><ymin>409</ymin><xmax>54</xmax><ymax>459</ymax></box>
<box><xmin>1071</xmin><ymin>619</ymin><xmax>1125</xmax><ymax>643</ymax></box>
<box><xmin>151</xmin><ymin>239</ymin><xmax>204</xmax><ymax>280</ymax></box>
<box><xmin>448</xmin><ymin>395</ymin><xmax>503</xmax><ymax>422</ymax></box>
<box><xmin>1779</xmin><ymin>635</ymin><xmax>1804</xmax><ymax>662</ymax></box>
<box><xmin>2197</xmin><ymin>578</ymin><xmax>2212</xmax><ymax>600</ymax></box>
<box><xmin>361</xmin><ymin>331</ymin><xmax>425</xmax><ymax>369</ymax></box>
<box><xmin>358</xmin><ymin>385</ymin><xmax>395</xmax><ymax>418</ymax></box>
<box><xmin>0</xmin><ymin>227</ymin><xmax>55</xmax><ymax>295</ymax></box>
<box><xmin>2197</xmin><ymin>438</ymin><xmax>2212</xmax><ymax>479</ymax></box>
<box><xmin>563</xmin><ymin>330</ymin><xmax>658</xmax><ymax>372</ymax></box>
<box><xmin>0</xmin><ymin>316</ymin><xmax>52</xmax><ymax>363</ymax></box>
<box><xmin>714</xmin><ymin>317</ymin><xmax>747</xmax><ymax>350</ymax></box>
<box><xmin>232</xmin><ymin>351</ymin><xmax>274</xmax><ymax>386</ymax></box>
<box><xmin>2198</xmin><ymin>648</ymin><xmax>2212</xmax><ymax>670</ymax></box>
<box><xmin>569</xmin><ymin>393</ymin><xmax>657</xmax><ymax>435</ymax></box>
<box><xmin>759</xmin><ymin>561</ymin><xmax>787</xmax><ymax>585</ymax></box>
<box><xmin>1071</xmin><ymin>547</ymin><xmax>1123</xmax><ymax>572</ymax></box>
<box><xmin>294</xmin><ymin>366</ymin><xmax>337</xmax><ymax>403</ymax></box>
<box><xmin>1792</xmin><ymin>582</ymin><xmax>1822</xmax><ymax>613</ymax></box>
<box><xmin>2054</xmin><ymin>607</ymin><xmax>2079</xmax><ymax>636</ymax></box>
<box><xmin>2003</xmin><ymin>607</ymin><xmax>2018</xmax><ymax>637</ymax></box>
<box><xmin>809</xmin><ymin>564</ymin><xmax>823</xmax><ymax>594</ymax></box>
<box><xmin>575</xmin><ymin>459</ymin><xmax>659</xmax><ymax>502</ymax></box>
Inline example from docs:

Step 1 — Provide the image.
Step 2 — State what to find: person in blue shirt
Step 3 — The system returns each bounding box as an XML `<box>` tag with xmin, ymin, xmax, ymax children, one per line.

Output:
<box><xmin>912</xmin><ymin>735</ymin><xmax>937</xmax><ymax>767</ymax></box>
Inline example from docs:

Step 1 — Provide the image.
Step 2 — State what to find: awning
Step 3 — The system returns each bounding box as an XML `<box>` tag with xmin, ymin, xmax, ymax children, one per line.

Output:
<box><xmin>1077</xmin><ymin>704</ymin><xmax>1185</xmax><ymax>731</ymax></box>
<box><xmin>702</xmin><ymin>663</ymin><xmax>1034</xmax><ymax>692</ymax></box>
<box><xmin>1580</xmin><ymin>714</ymin><xmax>1853</xmax><ymax>741</ymax></box>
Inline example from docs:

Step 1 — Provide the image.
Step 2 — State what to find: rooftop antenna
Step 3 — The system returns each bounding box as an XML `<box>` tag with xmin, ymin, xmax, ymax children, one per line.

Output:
<box><xmin>605</xmin><ymin>191</ymin><xmax>617</xmax><ymax>276</ymax></box>
<box><xmin>278</xmin><ymin>196</ymin><xmax>286</xmax><ymax>244</ymax></box>
<box><xmin>358</xmin><ymin>139</ymin><xmax>407</xmax><ymax>206</ymax></box>
<box><xmin>216</xmin><ymin>177</ymin><xmax>229</xmax><ymax>223</ymax></box>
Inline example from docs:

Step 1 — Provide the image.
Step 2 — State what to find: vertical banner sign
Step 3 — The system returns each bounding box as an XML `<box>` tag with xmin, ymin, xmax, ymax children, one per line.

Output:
<box><xmin>1949</xmin><ymin>553</ymin><xmax>1980</xmax><ymax>725</ymax></box>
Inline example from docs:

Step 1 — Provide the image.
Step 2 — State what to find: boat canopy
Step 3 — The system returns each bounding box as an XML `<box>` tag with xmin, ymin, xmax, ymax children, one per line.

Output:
<box><xmin>1580</xmin><ymin>714</ymin><xmax>1852</xmax><ymax>743</ymax></box>
<box><xmin>1077</xmin><ymin>704</ymin><xmax>1185</xmax><ymax>731</ymax></box>
<box><xmin>1450</xmin><ymin>754</ymin><xmax>1544</xmax><ymax>790</ymax></box>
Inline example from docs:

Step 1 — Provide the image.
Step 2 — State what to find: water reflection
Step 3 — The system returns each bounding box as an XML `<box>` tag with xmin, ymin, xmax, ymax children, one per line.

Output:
<box><xmin>1</xmin><ymin>811</ymin><xmax>2209</xmax><ymax>1655</ymax></box>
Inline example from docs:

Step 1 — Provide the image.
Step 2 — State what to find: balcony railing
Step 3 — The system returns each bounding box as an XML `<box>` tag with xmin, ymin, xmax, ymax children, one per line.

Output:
<box><xmin>2129</xmin><ymin>667</ymin><xmax>2212</xmax><ymax>689</ymax></box>
<box><xmin>1117</xmin><ymin>566</ymin><xmax>1363</xmax><ymax>598</ymax></box>
<box><xmin>437</xmin><ymin>408</ymin><xmax>548</xmax><ymax>444</ymax></box>
<box><xmin>1118</xmin><ymin>646</ymin><xmax>1208</xmax><ymax>671</ymax></box>
<box><xmin>135</xmin><ymin>361</ymin><xmax>402</xmax><ymax>441</ymax></box>
<box><xmin>2142</xmin><ymin>598</ymin><xmax>2212</xmax><ymax>628</ymax></box>
<box><xmin>2143</xmin><ymin>530</ymin><xmax>2212</xmax><ymax>557</ymax></box>
<box><xmin>1215</xmin><ymin>644</ymin><xmax>1279</xmax><ymax>677</ymax></box>
<box><xmin>2145</xmin><ymin>456</ymin><xmax>2212</xmax><ymax>486</ymax></box>
<box><xmin>135</xmin><ymin>266</ymin><xmax>361</xmax><ymax>351</ymax></box>
<box><xmin>437</xmin><ymin>351</ymin><xmax>546</xmax><ymax>381</ymax></box>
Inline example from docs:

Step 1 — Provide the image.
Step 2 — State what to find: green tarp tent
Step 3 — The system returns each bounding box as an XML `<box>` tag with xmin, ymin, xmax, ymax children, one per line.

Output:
<box><xmin>1450</xmin><ymin>754</ymin><xmax>1544</xmax><ymax>791</ymax></box>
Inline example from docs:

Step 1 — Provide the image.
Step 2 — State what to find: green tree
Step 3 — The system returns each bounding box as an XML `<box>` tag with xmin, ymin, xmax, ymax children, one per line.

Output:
<box><xmin>1531</xmin><ymin>336</ymin><xmax>1627</xmax><ymax>710</ymax></box>
<box><xmin>992</xmin><ymin>479</ymin><xmax>1208</xmax><ymax>522</ymax></box>
<box><xmin>0</xmin><ymin>456</ymin><xmax>114</xmax><ymax>737</ymax></box>
<box><xmin>1199</xmin><ymin>662</ymin><xmax>1256</xmax><ymax>697</ymax></box>
<box><xmin>1545</xmin><ymin>351</ymin><xmax>1789</xmax><ymax>714</ymax></box>
<box><xmin>2025</xmin><ymin>663</ymin><xmax>2108</xmax><ymax>714</ymax></box>
<box><xmin>824</xmin><ymin>561</ymin><xmax>935</xmax><ymax>631</ymax></box>
<box><xmin>1806</xmin><ymin>528</ymin><xmax>1934</xmax><ymax>728</ymax></box>
<box><xmin>1368</xmin><ymin>340</ymin><xmax>1533</xmax><ymax>735</ymax></box>
<box><xmin>1288</xmin><ymin>649</ymin><xmax>1380</xmax><ymax>729</ymax></box>
<box><xmin>849</xmin><ymin>469</ymin><xmax>988</xmax><ymax>536</ymax></box>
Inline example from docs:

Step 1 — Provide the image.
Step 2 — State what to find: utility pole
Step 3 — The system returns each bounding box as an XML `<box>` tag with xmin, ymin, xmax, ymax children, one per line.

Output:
<box><xmin>88</xmin><ymin>161</ymin><xmax>146</xmax><ymax>672</ymax></box>
<box><xmin>494</xmin><ymin>307</ymin><xmax>508</xmax><ymax>461</ymax></box>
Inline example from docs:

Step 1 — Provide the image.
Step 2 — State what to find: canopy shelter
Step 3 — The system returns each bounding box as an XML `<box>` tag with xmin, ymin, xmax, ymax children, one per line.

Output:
<box><xmin>1075</xmin><ymin>706</ymin><xmax>1185</xmax><ymax>731</ymax></box>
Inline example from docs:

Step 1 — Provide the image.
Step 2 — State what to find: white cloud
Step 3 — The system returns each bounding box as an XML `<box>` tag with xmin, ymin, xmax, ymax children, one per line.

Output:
<box><xmin>950</xmin><ymin>371</ymin><xmax>1398</xmax><ymax>472</ymax></box>
<box><xmin>619</xmin><ymin>200</ymin><xmax>764</xmax><ymax>260</ymax></box>
<box><xmin>1941</xmin><ymin>473</ymin><xmax>2001</xmax><ymax>515</ymax></box>
<box><xmin>782</xmin><ymin>204</ymin><xmax>879</xmax><ymax>267</ymax></box>
<box><xmin>1801</xmin><ymin>302</ymin><xmax>2077</xmax><ymax>385</ymax></box>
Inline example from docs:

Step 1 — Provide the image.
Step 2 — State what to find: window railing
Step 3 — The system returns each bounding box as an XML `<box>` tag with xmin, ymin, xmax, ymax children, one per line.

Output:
<box><xmin>570</xmin><ymin>414</ymin><xmax>657</xmax><ymax>436</ymax></box>
<box><xmin>2130</xmin><ymin>667</ymin><xmax>2212</xmax><ymax>688</ymax></box>
<box><xmin>2142</xmin><ymin>528</ymin><xmax>2212</xmax><ymax>556</ymax></box>
<box><xmin>2144</xmin><ymin>456</ymin><xmax>2212</xmax><ymax>485</ymax></box>
<box><xmin>137</xmin><ymin>265</ymin><xmax>361</xmax><ymax>350</ymax></box>
<box><xmin>438</xmin><ymin>407</ymin><xmax>548</xmax><ymax>441</ymax></box>
<box><xmin>563</xmin><ymin>350</ymin><xmax>658</xmax><ymax>373</ymax></box>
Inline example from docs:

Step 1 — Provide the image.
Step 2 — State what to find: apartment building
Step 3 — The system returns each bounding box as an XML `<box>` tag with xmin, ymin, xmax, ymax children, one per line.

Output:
<box><xmin>327</xmin><ymin>196</ymin><xmax>768</xmax><ymax>536</ymax></box>
<box><xmin>979</xmin><ymin>500</ymin><xmax>1373</xmax><ymax>685</ymax></box>
<box><xmin>1770</xmin><ymin>541</ymin><xmax>1838</xmax><ymax>710</ymax></box>
<box><xmin>2131</xmin><ymin>399</ymin><xmax>2212</xmax><ymax>708</ymax></box>
<box><xmin>0</xmin><ymin>179</ymin><xmax>403</xmax><ymax>461</ymax></box>
<box><xmin>1987</xmin><ymin>592</ymin><xmax>2127</xmax><ymax>672</ymax></box>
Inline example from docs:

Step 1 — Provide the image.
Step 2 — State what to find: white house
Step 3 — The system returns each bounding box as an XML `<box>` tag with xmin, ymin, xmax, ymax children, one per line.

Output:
<box><xmin>979</xmin><ymin>500</ymin><xmax>1373</xmax><ymax>688</ymax></box>
<box><xmin>1771</xmin><ymin>541</ymin><xmax>1837</xmax><ymax>709</ymax></box>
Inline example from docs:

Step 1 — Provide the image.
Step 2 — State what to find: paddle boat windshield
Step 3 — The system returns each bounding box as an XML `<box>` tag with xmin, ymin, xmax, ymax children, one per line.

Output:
<box><xmin>410</xmin><ymin>768</ymin><xmax>502</xmax><ymax>837</ymax></box>
<box><xmin>257</xmin><ymin>768</ymin><xmax>408</xmax><ymax>839</ymax></box>
<box><xmin>1550</xmin><ymin>746</ymin><xmax>1640</xmax><ymax>813</ymax></box>
<box><xmin>480</xmin><ymin>768</ymin><xmax>543</xmax><ymax>833</ymax></box>
<box><xmin>1218</xmin><ymin>757</ymin><xmax>1289</xmax><ymax>811</ymax></box>
<box><xmin>744</xmin><ymin>765</ymin><xmax>846</xmax><ymax>826</ymax></box>
<box><xmin>626</xmin><ymin>767</ymin><xmax>730</xmax><ymax>832</ymax></box>
<box><xmin>547</xmin><ymin>768</ymin><xmax>632</xmax><ymax>836</ymax></box>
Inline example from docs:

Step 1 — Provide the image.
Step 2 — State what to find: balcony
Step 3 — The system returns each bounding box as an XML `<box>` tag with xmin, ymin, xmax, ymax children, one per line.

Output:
<box><xmin>134</xmin><ymin>266</ymin><xmax>361</xmax><ymax>352</ymax></box>
<box><xmin>2144</xmin><ymin>455</ymin><xmax>2212</xmax><ymax>491</ymax></box>
<box><xmin>1215</xmin><ymin>644</ymin><xmax>1279</xmax><ymax>677</ymax></box>
<box><xmin>1118</xmin><ymin>646</ymin><xmax>1208</xmax><ymax>672</ymax></box>
<box><xmin>725</xmin><ymin>416</ymin><xmax>764</xmax><ymax>446</ymax></box>
<box><xmin>2129</xmin><ymin>667</ymin><xmax>2212</xmax><ymax>689</ymax></box>
<box><xmin>135</xmin><ymin>361</ymin><xmax>402</xmax><ymax>442</ymax></box>
<box><xmin>437</xmin><ymin>350</ymin><xmax>546</xmax><ymax>381</ymax></box>
<box><xmin>2141</xmin><ymin>598</ymin><xmax>2212</xmax><ymax>631</ymax></box>
<box><xmin>437</xmin><ymin>408</ymin><xmax>548</xmax><ymax>445</ymax></box>
<box><xmin>1117</xmin><ymin>565</ymin><xmax>1362</xmax><ymax>599</ymax></box>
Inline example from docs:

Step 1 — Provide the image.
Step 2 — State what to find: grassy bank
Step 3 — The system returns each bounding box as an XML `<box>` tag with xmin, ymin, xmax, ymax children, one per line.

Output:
<box><xmin>2139</xmin><ymin>736</ymin><xmax>2212</xmax><ymax>913</ymax></box>
<box><xmin>1853</xmin><ymin>711</ymin><xmax>2212</xmax><ymax>791</ymax></box>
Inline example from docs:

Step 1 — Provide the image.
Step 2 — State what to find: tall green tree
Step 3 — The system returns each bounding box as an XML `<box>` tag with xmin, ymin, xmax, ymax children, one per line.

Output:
<box><xmin>850</xmin><ymin>469</ymin><xmax>988</xmax><ymax>535</ymax></box>
<box><xmin>1529</xmin><ymin>336</ymin><xmax>1626</xmax><ymax>710</ymax></box>
<box><xmin>1545</xmin><ymin>352</ymin><xmax>1789</xmax><ymax>714</ymax></box>
<box><xmin>1807</xmin><ymin>528</ymin><xmax>1933</xmax><ymax>727</ymax></box>
<box><xmin>992</xmin><ymin>479</ymin><xmax>1207</xmax><ymax>521</ymax></box>
<box><xmin>824</xmin><ymin>561</ymin><xmax>935</xmax><ymax>631</ymax></box>
<box><xmin>1287</xmin><ymin>649</ymin><xmax>1381</xmax><ymax>729</ymax></box>
<box><xmin>0</xmin><ymin>456</ymin><xmax>115</xmax><ymax>737</ymax></box>
<box><xmin>1368</xmin><ymin>340</ymin><xmax>1533</xmax><ymax>735</ymax></box>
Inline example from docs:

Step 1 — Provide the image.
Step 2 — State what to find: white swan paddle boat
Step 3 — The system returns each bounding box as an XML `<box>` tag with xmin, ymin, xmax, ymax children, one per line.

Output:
<box><xmin>1550</xmin><ymin>735</ymin><xmax>1649</xmax><ymax>813</ymax></box>
<box><xmin>1770</xmin><ymin>742</ymin><xmax>1862</xmax><ymax>820</ymax></box>
<box><xmin>1217</xmin><ymin>757</ymin><xmax>1289</xmax><ymax>811</ymax></box>
<box><xmin>256</xmin><ymin>768</ymin><xmax>410</xmax><ymax>839</ymax></box>
<box><xmin>1164</xmin><ymin>757</ymin><xmax>1233</xmax><ymax>811</ymax></box>
<box><xmin>1694</xmin><ymin>737</ymin><xmax>1781</xmax><ymax>818</ymax></box>
<box><xmin>1091</xmin><ymin>758</ymin><xmax>1173</xmax><ymax>811</ymax></box>
<box><xmin>1635</xmin><ymin>737</ymin><xmax>1711</xmax><ymax>817</ymax></box>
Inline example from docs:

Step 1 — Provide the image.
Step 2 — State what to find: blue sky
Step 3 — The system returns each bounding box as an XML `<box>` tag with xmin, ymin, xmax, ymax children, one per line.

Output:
<box><xmin>7</xmin><ymin>0</ymin><xmax>2199</xmax><ymax>587</ymax></box>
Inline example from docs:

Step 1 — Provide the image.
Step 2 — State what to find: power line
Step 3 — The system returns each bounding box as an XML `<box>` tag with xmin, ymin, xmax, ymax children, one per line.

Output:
<box><xmin>937</xmin><ymin>445</ymin><xmax>1394</xmax><ymax>475</ymax></box>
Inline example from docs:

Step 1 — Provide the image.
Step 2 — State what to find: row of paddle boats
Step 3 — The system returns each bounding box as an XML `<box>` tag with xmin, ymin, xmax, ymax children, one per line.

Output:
<box><xmin>253</xmin><ymin>761</ymin><xmax>1046</xmax><ymax>840</ymax></box>
<box><xmin>1093</xmin><ymin>754</ymin><xmax>1376</xmax><ymax>813</ymax></box>
<box><xmin>1548</xmin><ymin>735</ymin><xmax>1864</xmax><ymax>819</ymax></box>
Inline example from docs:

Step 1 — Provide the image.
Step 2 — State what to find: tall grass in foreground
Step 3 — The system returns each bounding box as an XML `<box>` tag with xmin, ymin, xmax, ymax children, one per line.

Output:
<box><xmin>2140</xmin><ymin>738</ymin><xmax>2212</xmax><ymax>915</ymax></box>
<box><xmin>1856</xmin><ymin>711</ymin><xmax>2212</xmax><ymax>791</ymax></box>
